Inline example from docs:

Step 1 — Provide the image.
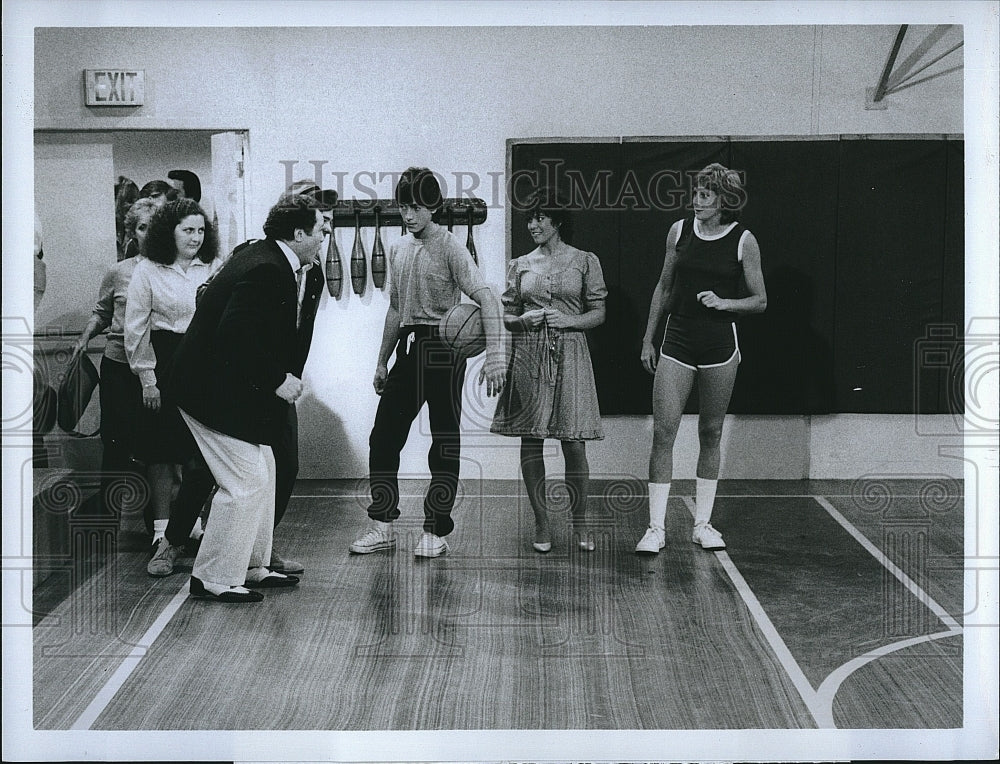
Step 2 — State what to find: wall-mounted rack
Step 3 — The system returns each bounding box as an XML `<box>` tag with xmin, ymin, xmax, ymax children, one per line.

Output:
<box><xmin>325</xmin><ymin>197</ymin><xmax>487</xmax><ymax>298</ymax></box>
<box><xmin>325</xmin><ymin>197</ymin><xmax>488</xmax><ymax>229</ymax></box>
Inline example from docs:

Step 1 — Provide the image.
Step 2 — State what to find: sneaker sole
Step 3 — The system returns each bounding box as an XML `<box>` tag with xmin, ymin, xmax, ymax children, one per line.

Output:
<box><xmin>414</xmin><ymin>545</ymin><xmax>448</xmax><ymax>558</ymax></box>
<box><xmin>348</xmin><ymin>540</ymin><xmax>396</xmax><ymax>554</ymax></box>
<box><xmin>692</xmin><ymin>538</ymin><xmax>726</xmax><ymax>551</ymax></box>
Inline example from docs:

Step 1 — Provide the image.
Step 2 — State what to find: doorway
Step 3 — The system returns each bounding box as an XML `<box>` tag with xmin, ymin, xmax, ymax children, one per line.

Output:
<box><xmin>33</xmin><ymin>129</ymin><xmax>249</xmax><ymax>333</ymax></box>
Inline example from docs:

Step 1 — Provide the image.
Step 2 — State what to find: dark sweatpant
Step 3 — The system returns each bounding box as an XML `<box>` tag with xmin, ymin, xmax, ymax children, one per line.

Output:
<box><xmin>367</xmin><ymin>325</ymin><xmax>466</xmax><ymax>537</ymax></box>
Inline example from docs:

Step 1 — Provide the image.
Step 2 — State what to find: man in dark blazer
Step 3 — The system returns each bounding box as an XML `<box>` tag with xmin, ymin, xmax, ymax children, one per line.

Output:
<box><xmin>151</xmin><ymin>182</ymin><xmax>335</xmax><ymax>579</ymax></box>
<box><xmin>170</xmin><ymin>194</ymin><xmax>330</xmax><ymax>602</ymax></box>
<box><xmin>260</xmin><ymin>181</ymin><xmax>336</xmax><ymax>574</ymax></box>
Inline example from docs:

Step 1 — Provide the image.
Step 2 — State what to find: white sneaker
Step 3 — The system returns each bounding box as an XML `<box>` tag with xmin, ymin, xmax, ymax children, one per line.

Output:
<box><xmin>413</xmin><ymin>532</ymin><xmax>448</xmax><ymax>558</ymax></box>
<box><xmin>349</xmin><ymin>521</ymin><xmax>396</xmax><ymax>554</ymax></box>
<box><xmin>692</xmin><ymin>523</ymin><xmax>726</xmax><ymax>551</ymax></box>
<box><xmin>635</xmin><ymin>526</ymin><xmax>665</xmax><ymax>554</ymax></box>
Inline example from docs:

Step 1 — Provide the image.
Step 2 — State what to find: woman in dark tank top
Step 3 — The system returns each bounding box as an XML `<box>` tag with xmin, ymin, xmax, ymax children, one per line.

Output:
<box><xmin>635</xmin><ymin>163</ymin><xmax>768</xmax><ymax>556</ymax></box>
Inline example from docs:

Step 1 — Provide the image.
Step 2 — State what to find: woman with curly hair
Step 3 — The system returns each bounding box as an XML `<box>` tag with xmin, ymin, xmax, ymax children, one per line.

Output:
<box><xmin>125</xmin><ymin>199</ymin><xmax>221</xmax><ymax>566</ymax></box>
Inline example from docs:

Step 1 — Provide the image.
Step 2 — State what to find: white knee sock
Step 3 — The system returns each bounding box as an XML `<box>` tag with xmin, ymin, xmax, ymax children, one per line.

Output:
<box><xmin>648</xmin><ymin>482</ymin><xmax>671</xmax><ymax>532</ymax></box>
<box><xmin>695</xmin><ymin>477</ymin><xmax>717</xmax><ymax>526</ymax></box>
<box><xmin>152</xmin><ymin>519</ymin><xmax>168</xmax><ymax>542</ymax></box>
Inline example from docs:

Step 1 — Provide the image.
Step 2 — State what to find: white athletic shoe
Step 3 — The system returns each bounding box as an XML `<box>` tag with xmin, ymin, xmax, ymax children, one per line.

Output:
<box><xmin>635</xmin><ymin>526</ymin><xmax>666</xmax><ymax>554</ymax></box>
<box><xmin>349</xmin><ymin>521</ymin><xmax>396</xmax><ymax>554</ymax></box>
<box><xmin>413</xmin><ymin>532</ymin><xmax>449</xmax><ymax>558</ymax></box>
<box><xmin>692</xmin><ymin>523</ymin><xmax>726</xmax><ymax>551</ymax></box>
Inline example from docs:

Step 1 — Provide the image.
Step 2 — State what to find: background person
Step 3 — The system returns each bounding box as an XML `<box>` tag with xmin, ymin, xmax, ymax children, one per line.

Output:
<box><xmin>138</xmin><ymin>180</ymin><xmax>178</xmax><ymax>208</ymax></box>
<box><xmin>167</xmin><ymin>169</ymin><xmax>202</xmax><ymax>203</ymax></box>
<box><xmin>73</xmin><ymin>198</ymin><xmax>158</xmax><ymax>523</ymax></box>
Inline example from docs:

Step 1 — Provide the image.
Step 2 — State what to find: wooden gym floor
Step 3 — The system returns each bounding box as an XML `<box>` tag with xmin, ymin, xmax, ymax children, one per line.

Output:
<box><xmin>31</xmin><ymin>478</ymin><xmax>963</xmax><ymax>730</ymax></box>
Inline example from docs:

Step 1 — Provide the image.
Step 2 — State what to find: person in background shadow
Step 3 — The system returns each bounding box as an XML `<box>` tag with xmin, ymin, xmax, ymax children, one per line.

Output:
<box><xmin>114</xmin><ymin>177</ymin><xmax>140</xmax><ymax>261</ymax></box>
<box><xmin>73</xmin><ymin>198</ymin><xmax>159</xmax><ymax>526</ymax></box>
<box><xmin>169</xmin><ymin>194</ymin><xmax>330</xmax><ymax>602</ymax></box>
<box><xmin>635</xmin><ymin>163</ymin><xmax>767</xmax><ymax>556</ymax></box>
<box><xmin>138</xmin><ymin>180</ymin><xmax>177</xmax><ymax>208</ymax></box>
<box><xmin>167</xmin><ymin>170</ymin><xmax>202</xmax><ymax>203</ymax></box>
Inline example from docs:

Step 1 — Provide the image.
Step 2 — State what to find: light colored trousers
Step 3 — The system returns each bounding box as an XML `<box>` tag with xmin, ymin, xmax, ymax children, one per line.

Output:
<box><xmin>179</xmin><ymin>408</ymin><xmax>276</xmax><ymax>587</ymax></box>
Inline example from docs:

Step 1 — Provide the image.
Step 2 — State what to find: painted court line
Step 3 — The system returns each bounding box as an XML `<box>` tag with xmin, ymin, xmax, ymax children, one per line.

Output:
<box><xmin>810</xmin><ymin>494</ymin><xmax>964</xmax><ymax>726</ymax></box>
<box><xmin>681</xmin><ymin>496</ymin><xmax>825</xmax><ymax>727</ymax></box>
<box><xmin>813</xmin><ymin>628</ymin><xmax>961</xmax><ymax>728</ymax></box>
<box><xmin>69</xmin><ymin>580</ymin><xmax>190</xmax><ymax>730</ymax></box>
<box><xmin>813</xmin><ymin>495</ymin><xmax>962</xmax><ymax>630</ymax></box>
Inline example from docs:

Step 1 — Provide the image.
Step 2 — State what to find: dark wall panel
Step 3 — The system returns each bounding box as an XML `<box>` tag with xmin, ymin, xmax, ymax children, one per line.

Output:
<box><xmin>833</xmin><ymin>140</ymin><xmax>948</xmax><ymax>413</ymax></box>
<box><xmin>619</xmin><ymin>141</ymin><xmax>729</xmax><ymax>413</ymax></box>
<box><xmin>940</xmin><ymin>140</ymin><xmax>965</xmax><ymax>415</ymax></box>
<box><xmin>509</xmin><ymin>138</ymin><xmax>961</xmax><ymax>416</ymax></box>
<box><xmin>729</xmin><ymin>140</ymin><xmax>839</xmax><ymax>413</ymax></box>
<box><xmin>509</xmin><ymin>143</ymin><xmax>624</xmax><ymax>413</ymax></box>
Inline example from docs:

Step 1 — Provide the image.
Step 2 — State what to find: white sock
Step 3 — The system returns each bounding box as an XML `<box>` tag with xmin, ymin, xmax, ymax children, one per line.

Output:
<box><xmin>189</xmin><ymin>517</ymin><xmax>203</xmax><ymax>540</ymax></box>
<box><xmin>648</xmin><ymin>482</ymin><xmax>671</xmax><ymax>532</ymax></box>
<box><xmin>695</xmin><ymin>477</ymin><xmax>718</xmax><ymax>526</ymax></box>
<box><xmin>152</xmin><ymin>519</ymin><xmax>168</xmax><ymax>542</ymax></box>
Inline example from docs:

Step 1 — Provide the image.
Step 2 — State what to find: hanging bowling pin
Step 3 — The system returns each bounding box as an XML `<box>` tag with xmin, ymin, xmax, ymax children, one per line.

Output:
<box><xmin>350</xmin><ymin>207</ymin><xmax>368</xmax><ymax>295</ymax></box>
<box><xmin>372</xmin><ymin>206</ymin><xmax>387</xmax><ymax>289</ymax></box>
<box><xmin>325</xmin><ymin>209</ymin><xmax>343</xmax><ymax>299</ymax></box>
<box><xmin>466</xmin><ymin>203</ymin><xmax>479</xmax><ymax>265</ymax></box>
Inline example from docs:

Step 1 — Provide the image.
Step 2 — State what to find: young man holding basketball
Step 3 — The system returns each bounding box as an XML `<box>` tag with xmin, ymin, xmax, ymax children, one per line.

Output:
<box><xmin>350</xmin><ymin>167</ymin><xmax>506</xmax><ymax>558</ymax></box>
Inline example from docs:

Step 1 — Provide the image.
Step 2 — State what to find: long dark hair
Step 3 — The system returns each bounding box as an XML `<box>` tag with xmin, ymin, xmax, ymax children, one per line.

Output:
<box><xmin>144</xmin><ymin>199</ymin><xmax>219</xmax><ymax>265</ymax></box>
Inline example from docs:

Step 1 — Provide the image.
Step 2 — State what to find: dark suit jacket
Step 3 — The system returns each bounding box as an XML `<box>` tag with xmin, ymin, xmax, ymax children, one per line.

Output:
<box><xmin>170</xmin><ymin>238</ymin><xmax>322</xmax><ymax>445</ymax></box>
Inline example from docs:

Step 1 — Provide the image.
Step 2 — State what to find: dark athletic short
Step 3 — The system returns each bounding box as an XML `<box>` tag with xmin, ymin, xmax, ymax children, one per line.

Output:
<box><xmin>660</xmin><ymin>314</ymin><xmax>740</xmax><ymax>370</ymax></box>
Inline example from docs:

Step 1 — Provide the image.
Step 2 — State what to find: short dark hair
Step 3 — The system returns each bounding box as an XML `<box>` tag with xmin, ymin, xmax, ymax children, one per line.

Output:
<box><xmin>694</xmin><ymin>163</ymin><xmax>746</xmax><ymax>224</ymax></box>
<box><xmin>262</xmin><ymin>194</ymin><xmax>323</xmax><ymax>241</ymax></box>
<box><xmin>167</xmin><ymin>169</ymin><xmax>202</xmax><ymax>202</ymax></box>
<box><xmin>139</xmin><ymin>180</ymin><xmax>179</xmax><ymax>201</ymax></box>
<box><xmin>394</xmin><ymin>167</ymin><xmax>443</xmax><ymax>211</ymax></box>
<box><xmin>144</xmin><ymin>199</ymin><xmax>218</xmax><ymax>265</ymax></box>
<box><xmin>280</xmin><ymin>180</ymin><xmax>338</xmax><ymax>209</ymax></box>
<box><xmin>523</xmin><ymin>186</ymin><xmax>574</xmax><ymax>245</ymax></box>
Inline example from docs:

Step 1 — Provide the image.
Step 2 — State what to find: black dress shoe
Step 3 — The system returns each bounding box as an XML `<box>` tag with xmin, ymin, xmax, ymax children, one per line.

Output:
<box><xmin>244</xmin><ymin>572</ymin><xmax>300</xmax><ymax>589</ymax></box>
<box><xmin>190</xmin><ymin>576</ymin><xmax>264</xmax><ymax>603</ymax></box>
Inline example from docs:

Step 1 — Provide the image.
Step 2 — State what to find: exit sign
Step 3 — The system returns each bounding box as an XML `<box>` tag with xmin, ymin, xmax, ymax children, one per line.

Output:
<box><xmin>84</xmin><ymin>69</ymin><xmax>145</xmax><ymax>106</ymax></box>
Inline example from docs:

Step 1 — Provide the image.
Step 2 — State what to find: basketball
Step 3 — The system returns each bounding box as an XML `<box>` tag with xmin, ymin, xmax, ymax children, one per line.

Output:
<box><xmin>439</xmin><ymin>303</ymin><xmax>486</xmax><ymax>358</ymax></box>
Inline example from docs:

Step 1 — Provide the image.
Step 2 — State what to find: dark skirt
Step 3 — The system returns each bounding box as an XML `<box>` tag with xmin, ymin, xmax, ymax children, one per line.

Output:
<box><xmin>134</xmin><ymin>330</ymin><xmax>198</xmax><ymax>465</ymax></box>
<box><xmin>99</xmin><ymin>356</ymin><xmax>142</xmax><ymax>455</ymax></box>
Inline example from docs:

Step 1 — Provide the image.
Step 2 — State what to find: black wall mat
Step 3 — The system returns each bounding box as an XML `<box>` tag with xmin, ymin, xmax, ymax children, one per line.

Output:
<box><xmin>508</xmin><ymin>137</ymin><xmax>963</xmax><ymax>416</ymax></box>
